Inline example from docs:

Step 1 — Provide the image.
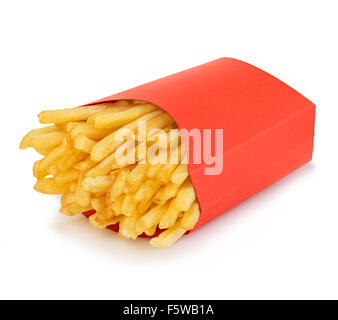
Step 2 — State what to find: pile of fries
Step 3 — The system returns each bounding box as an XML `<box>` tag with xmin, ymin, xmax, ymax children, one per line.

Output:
<box><xmin>20</xmin><ymin>100</ymin><xmax>200</xmax><ymax>247</ymax></box>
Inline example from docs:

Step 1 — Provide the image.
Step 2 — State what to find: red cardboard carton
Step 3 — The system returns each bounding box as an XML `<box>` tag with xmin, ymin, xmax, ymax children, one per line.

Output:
<box><xmin>83</xmin><ymin>58</ymin><xmax>315</xmax><ymax>235</ymax></box>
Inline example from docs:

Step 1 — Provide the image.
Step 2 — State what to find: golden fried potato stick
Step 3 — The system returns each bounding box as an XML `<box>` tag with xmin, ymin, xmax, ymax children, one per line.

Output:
<box><xmin>106</xmin><ymin>168</ymin><xmax>129</xmax><ymax>204</ymax></box>
<box><xmin>86</xmin><ymin>139</ymin><xmax>139</xmax><ymax>177</ymax></box>
<box><xmin>60</xmin><ymin>202</ymin><xmax>92</xmax><ymax>216</ymax></box>
<box><xmin>155</xmin><ymin>143</ymin><xmax>183</xmax><ymax>184</ymax></box>
<box><xmin>75</xmin><ymin>172</ymin><xmax>91</xmax><ymax>207</ymax></box>
<box><xmin>180</xmin><ymin>201</ymin><xmax>200</xmax><ymax>230</ymax></box>
<box><xmin>125</xmin><ymin>163</ymin><xmax>149</xmax><ymax>193</ymax></box>
<box><xmin>19</xmin><ymin>125</ymin><xmax>59</xmax><ymax>149</ymax></box>
<box><xmin>57</xmin><ymin>149</ymin><xmax>86</xmax><ymax>172</ymax></box>
<box><xmin>110</xmin><ymin>194</ymin><xmax>126</xmax><ymax>216</ymax></box>
<box><xmin>47</xmin><ymin>165</ymin><xmax>59</xmax><ymax>176</ymax></box>
<box><xmin>94</xmin><ymin>103</ymin><xmax>157</xmax><ymax>129</ymax></box>
<box><xmin>87</xmin><ymin>105</ymin><xmax>130</xmax><ymax>124</ymax></box>
<box><xmin>146</xmin><ymin>124</ymin><xmax>176</xmax><ymax>144</ymax></box>
<box><xmin>147</xmin><ymin>163</ymin><xmax>161</xmax><ymax>179</ymax></box>
<box><xmin>170</xmin><ymin>164</ymin><xmax>189</xmax><ymax>186</ymax></box>
<box><xmin>61</xmin><ymin>193</ymin><xmax>76</xmax><ymax>207</ymax></box>
<box><xmin>153</xmin><ymin>183</ymin><xmax>179</xmax><ymax>205</ymax></box>
<box><xmin>31</xmin><ymin>131</ymin><xmax>65</xmax><ymax>150</ymax></box>
<box><xmin>72</xmin><ymin>156</ymin><xmax>97</xmax><ymax>171</ymax></box>
<box><xmin>34</xmin><ymin>178</ymin><xmax>70</xmax><ymax>194</ymax></box>
<box><xmin>144</xmin><ymin>225</ymin><xmax>157</xmax><ymax>236</ymax></box>
<box><xmin>38</xmin><ymin>103</ymin><xmax>112</xmax><ymax>124</ymax></box>
<box><xmin>89</xmin><ymin>211</ymin><xmax>120</xmax><ymax>229</ymax></box>
<box><xmin>150</xmin><ymin>222</ymin><xmax>187</xmax><ymax>248</ymax></box>
<box><xmin>121</xmin><ymin>193</ymin><xmax>138</xmax><ymax>216</ymax></box>
<box><xmin>82</xmin><ymin>175</ymin><xmax>113</xmax><ymax>193</ymax></box>
<box><xmin>54</xmin><ymin>168</ymin><xmax>80</xmax><ymax>184</ymax></box>
<box><xmin>67</xmin><ymin>123</ymin><xmax>115</xmax><ymax>143</ymax></box>
<box><xmin>35</xmin><ymin>145</ymin><xmax>71</xmax><ymax>178</ymax></box>
<box><xmin>135</xmin><ymin>202</ymin><xmax>169</xmax><ymax>236</ymax></box>
<box><xmin>32</xmin><ymin>161</ymin><xmax>40</xmax><ymax>178</ymax></box>
<box><xmin>114</xmin><ymin>139</ymin><xmax>142</xmax><ymax>168</ymax></box>
<box><xmin>85</xmin><ymin>152</ymin><xmax>119</xmax><ymax>177</ymax></box>
<box><xmin>33</xmin><ymin>145</ymin><xmax>54</xmax><ymax>156</ymax></box>
<box><xmin>137</xmin><ymin>112</ymin><xmax>175</xmax><ymax>142</ymax></box>
<box><xmin>159</xmin><ymin>179</ymin><xmax>196</xmax><ymax>229</ymax></box>
<box><xmin>134</xmin><ymin>179</ymin><xmax>161</xmax><ymax>203</ymax></box>
<box><xmin>136</xmin><ymin>198</ymin><xmax>154</xmax><ymax>216</ymax></box>
<box><xmin>148</xmin><ymin>127</ymin><xmax>180</xmax><ymax>149</ymax></box>
<box><xmin>73</xmin><ymin>135</ymin><xmax>96</xmax><ymax>153</ymax></box>
<box><xmin>91</xmin><ymin>197</ymin><xmax>106</xmax><ymax>212</ymax></box>
<box><xmin>119</xmin><ymin>206</ymin><xmax>145</xmax><ymax>239</ymax></box>
<box><xmin>89</xmin><ymin>205</ymin><xmax>115</xmax><ymax>226</ymax></box>
<box><xmin>118</xmin><ymin>215</ymin><xmax>136</xmax><ymax>239</ymax></box>
<box><xmin>69</xmin><ymin>182</ymin><xmax>77</xmax><ymax>193</ymax></box>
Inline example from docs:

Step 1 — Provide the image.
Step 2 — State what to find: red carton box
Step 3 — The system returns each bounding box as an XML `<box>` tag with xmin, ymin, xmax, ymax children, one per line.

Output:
<box><xmin>84</xmin><ymin>58</ymin><xmax>315</xmax><ymax>234</ymax></box>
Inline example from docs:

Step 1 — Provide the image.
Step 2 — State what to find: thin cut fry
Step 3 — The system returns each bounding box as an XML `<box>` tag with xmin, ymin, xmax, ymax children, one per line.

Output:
<box><xmin>57</xmin><ymin>149</ymin><xmax>86</xmax><ymax>172</ymax></box>
<box><xmin>73</xmin><ymin>135</ymin><xmax>96</xmax><ymax>153</ymax></box>
<box><xmin>68</xmin><ymin>123</ymin><xmax>115</xmax><ymax>142</ymax></box>
<box><xmin>38</xmin><ymin>103</ymin><xmax>111</xmax><ymax>124</ymax></box>
<box><xmin>31</xmin><ymin>131</ymin><xmax>65</xmax><ymax>150</ymax></box>
<box><xmin>137</xmin><ymin>112</ymin><xmax>175</xmax><ymax>141</ymax></box>
<box><xmin>155</xmin><ymin>145</ymin><xmax>181</xmax><ymax>184</ymax></box>
<box><xmin>82</xmin><ymin>175</ymin><xmax>112</xmax><ymax>193</ymax></box>
<box><xmin>72</xmin><ymin>156</ymin><xmax>97</xmax><ymax>171</ymax></box>
<box><xmin>159</xmin><ymin>179</ymin><xmax>196</xmax><ymax>229</ymax></box>
<box><xmin>121</xmin><ymin>193</ymin><xmax>138</xmax><ymax>216</ymax></box>
<box><xmin>37</xmin><ymin>145</ymin><xmax>71</xmax><ymax>178</ymax></box>
<box><xmin>110</xmin><ymin>194</ymin><xmax>126</xmax><ymax>216</ymax></box>
<box><xmin>61</xmin><ymin>193</ymin><xmax>76</xmax><ymax>207</ymax></box>
<box><xmin>85</xmin><ymin>152</ymin><xmax>118</xmax><ymax>177</ymax></box>
<box><xmin>170</xmin><ymin>164</ymin><xmax>189</xmax><ymax>187</ymax></box>
<box><xmin>106</xmin><ymin>169</ymin><xmax>129</xmax><ymax>204</ymax></box>
<box><xmin>89</xmin><ymin>211</ymin><xmax>120</xmax><ymax>229</ymax></box>
<box><xmin>180</xmin><ymin>201</ymin><xmax>200</xmax><ymax>230</ymax></box>
<box><xmin>147</xmin><ymin>163</ymin><xmax>161</xmax><ymax>179</ymax></box>
<box><xmin>135</xmin><ymin>203</ymin><xmax>169</xmax><ymax>235</ymax></box>
<box><xmin>60</xmin><ymin>203</ymin><xmax>92</xmax><ymax>216</ymax></box>
<box><xmin>54</xmin><ymin>168</ymin><xmax>80</xmax><ymax>183</ymax></box>
<box><xmin>144</xmin><ymin>225</ymin><xmax>157</xmax><ymax>236</ymax></box>
<box><xmin>75</xmin><ymin>172</ymin><xmax>91</xmax><ymax>207</ymax></box>
<box><xmin>134</xmin><ymin>179</ymin><xmax>161</xmax><ymax>203</ymax></box>
<box><xmin>94</xmin><ymin>103</ymin><xmax>157</xmax><ymax>129</ymax></box>
<box><xmin>118</xmin><ymin>211</ymin><xmax>143</xmax><ymax>239</ymax></box>
<box><xmin>153</xmin><ymin>183</ymin><xmax>179</xmax><ymax>205</ymax></box>
<box><xmin>125</xmin><ymin>164</ymin><xmax>149</xmax><ymax>193</ymax></box>
<box><xmin>19</xmin><ymin>125</ymin><xmax>59</xmax><ymax>149</ymax></box>
<box><xmin>34</xmin><ymin>178</ymin><xmax>70</xmax><ymax>194</ymax></box>
<box><xmin>150</xmin><ymin>223</ymin><xmax>186</xmax><ymax>248</ymax></box>
<box><xmin>87</xmin><ymin>105</ymin><xmax>130</xmax><ymax>124</ymax></box>
<box><xmin>91</xmin><ymin>197</ymin><xmax>106</xmax><ymax>212</ymax></box>
<box><xmin>33</xmin><ymin>145</ymin><xmax>54</xmax><ymax>156</ymax></box>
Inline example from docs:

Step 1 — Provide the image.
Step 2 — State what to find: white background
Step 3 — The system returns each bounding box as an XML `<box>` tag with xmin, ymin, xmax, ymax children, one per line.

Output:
<box><xmin>0</xmin><ymin>0</ymin><xmax>337</xmax><ymax>300</ymax></box>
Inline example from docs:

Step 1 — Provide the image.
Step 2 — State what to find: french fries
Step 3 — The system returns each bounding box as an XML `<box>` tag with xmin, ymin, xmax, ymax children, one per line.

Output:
<box><xmin>34</xmin><ymin>178</ymin><xmax>70</xmax><ymax>194</ymax></box>
<box><xmin>19</xmin><ymin>125</ymin><xmax>59</xmax><ymax>149</ymax></box>
<box><xmin>93</xmin><ymin>103</ymin><xmax>157</xmax><ymax>129</ymax></box>
<box><xmin>90</xmin><ymin>110</ymin><xmax>162</xmax><ymax>162</ymax></box>
<box><xmin>150</xmin><ymin>222</ymin><xmax>187</xmax><ymax>248</ymax></box>
<box><xmin>54</xmin><ymin>168</ymin><xmax>80</xmax><ymax>183</ymax></box>
<box><xmin>73</xmin><ymin>135</ymin><xmax>96</xmax><ymax>153</ymax></box>
<box><xmin>20</xmin><ymin>100</ymin><xmax>200</xmax><ymax>247</ymax></box>
<box><xmin>38</xmin><ymin>103</ymin><xmax>112</xmax><ymax>124</ymax></box>
<box><xmin>31</xmin><ymin>131</ymin><xmax>65</xmax><ymax>149</ymax></box>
